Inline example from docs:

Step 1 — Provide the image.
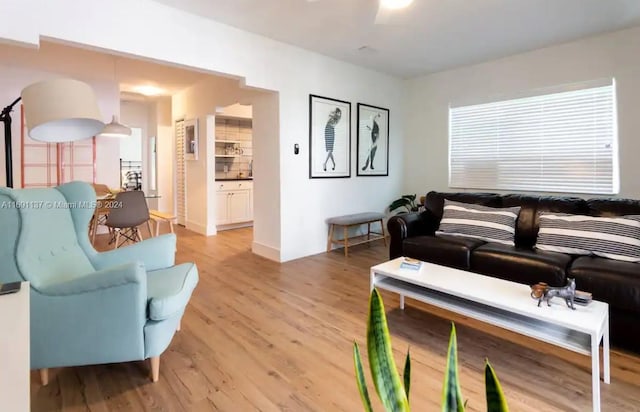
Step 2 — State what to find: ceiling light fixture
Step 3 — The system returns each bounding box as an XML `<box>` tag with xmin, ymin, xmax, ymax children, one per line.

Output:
<box><xmin>99</xmin><ymin>57</ymin><xmax>132</xmax><ymax>138</ymax></box>
<box><xmin>133</xmin><ymin>85</ymin><xmax>166</xmax><ymax>96</ymax></box>
<box><xmin>100</xmin><ymin>114</ymin><xmax>132</xmax><ymax>138</ymax></box>
<box><xmin>380</xmin><ymin>0</ymin><xmax>414</xmax><ymax>10</ymax></box>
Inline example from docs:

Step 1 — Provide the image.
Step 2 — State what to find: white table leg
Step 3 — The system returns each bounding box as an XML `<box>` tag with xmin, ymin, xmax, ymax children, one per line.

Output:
<box><xmin>591</xmin><ymin>333</ymin><xmax>601</xmax><ymax>412</ymax></box>
<box><xmin>603</xmin><ymin>317</ymin><xmax>610</xmax><ymax>384</ymax></box>
<box><xmin>400</xmin><ymin>294</ymin><xmax>405</xmax><ymax>310</ymax></box>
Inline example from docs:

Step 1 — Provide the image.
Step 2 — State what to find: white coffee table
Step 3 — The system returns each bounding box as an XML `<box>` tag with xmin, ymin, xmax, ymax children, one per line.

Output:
<box><xmin>370</xmin><ymin>257</ymin><xmax>610</xmax><ymax>412</ymax></box>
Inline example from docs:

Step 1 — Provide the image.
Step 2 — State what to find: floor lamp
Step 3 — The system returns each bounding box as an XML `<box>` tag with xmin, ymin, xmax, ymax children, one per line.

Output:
<box><xmin>1</xmin><ymin>78</ymin><xmax>105</xmax><ymax>188</ymax></box>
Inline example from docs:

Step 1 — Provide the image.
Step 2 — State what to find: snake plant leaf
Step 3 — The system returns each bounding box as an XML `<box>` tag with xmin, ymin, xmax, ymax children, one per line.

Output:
<box><xmin>403</xmin><ymin>349</ymin><xmax>411</xmax><ymax>402</ymax></box>
<box><xmin>485</xmin><ymin>360</ymin><xmax>509</xmax><ymax>412</ymax></box>
<box><xmin>353</xmin><ymin>342</ymin><xmax>374</xmax><ymax>412</ymax></box>
<box><xmin>441</xmin><ymin>324</ymin><xmax>465</xmax><ymax>412</ymax></box>
<box><xmin>367</xmin><ymin>288</ymin><xmax>410</xmax><ymax>412</ymax></box>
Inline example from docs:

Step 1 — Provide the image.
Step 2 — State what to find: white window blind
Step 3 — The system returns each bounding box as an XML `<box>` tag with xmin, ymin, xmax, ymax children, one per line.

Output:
<box><xmin>449</xmin><ymin>80</ymin><xmax>618</xmax><ymax>194</ymax></box>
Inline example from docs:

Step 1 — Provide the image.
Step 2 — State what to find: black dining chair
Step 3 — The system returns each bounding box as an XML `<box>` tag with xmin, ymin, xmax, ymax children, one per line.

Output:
<box><xmin>105</xmin><ymin>190</ymin><xmax>153</xmax><ymax>249</ymax></box>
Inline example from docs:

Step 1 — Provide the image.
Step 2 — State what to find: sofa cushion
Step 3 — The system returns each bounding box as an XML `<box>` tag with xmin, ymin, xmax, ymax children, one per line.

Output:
<box><xmin>536</xmin><ymin>213</ymin><xmax>640</xmax><ymax>262</ymax></box>
<box><xmin>568</xmin><ymin>256</ymin><xmax>640</xmax><ymax>313</ymax></box>
<box><xmin>147</xmin><ymin>262</ymin><xmax>199</xmax><ymax>321</ymax></box>
<box><xmin>471</xmin><ymin>243</ymin><xmax>570</xmax><ymax>286</ymax></box>
<box><xmin>403</xmin><ymin>234</ymin><xmax>485</xmax><ymax>270</ymax></box>
<box><xmin>423</xmin><ymin>191</ymin><xmax>502</xmax><ymax>233</ymax></box>
<box><xmin>436</xmin><ymin>200</ymin><xmax>520</xmax><ymax>246</ymax></box>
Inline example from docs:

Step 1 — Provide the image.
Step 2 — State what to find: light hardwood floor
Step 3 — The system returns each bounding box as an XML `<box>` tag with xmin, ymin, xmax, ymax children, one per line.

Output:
<box><xmin>31</xmin><ymin>226</ymin><xmax>640</xmax><ymax>411</ymax></box>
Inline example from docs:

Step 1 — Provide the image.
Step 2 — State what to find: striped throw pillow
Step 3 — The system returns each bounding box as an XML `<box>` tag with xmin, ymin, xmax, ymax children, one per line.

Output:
<box><xmin>436</xmin><ymin>200</ymin><xmax>520</xmax><ymax>246</ymax></box>
<box><xmin>536</xmin><ymin>213</ymin><xmax>640</xmax><ymax>262</ymax></box>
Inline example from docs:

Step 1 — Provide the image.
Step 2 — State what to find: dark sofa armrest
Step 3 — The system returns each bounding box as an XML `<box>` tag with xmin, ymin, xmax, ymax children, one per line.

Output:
<box><xmin>387</xmin><ymin>210</ymin><xmax>438</xmax><ymax>259</ymax></box>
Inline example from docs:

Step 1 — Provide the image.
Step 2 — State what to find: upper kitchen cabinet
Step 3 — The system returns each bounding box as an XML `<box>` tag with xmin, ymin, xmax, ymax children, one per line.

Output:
<box><xmin>214</xmin><ymin>104</ymin><xmax>253</xmax><ymax>180</ymax></box>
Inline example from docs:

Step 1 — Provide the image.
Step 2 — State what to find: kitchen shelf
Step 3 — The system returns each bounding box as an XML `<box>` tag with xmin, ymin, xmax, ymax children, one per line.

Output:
<box><xmin>215</xmin><ymin>155</ymin><xmax>240</xmax><ymax>158</ymax></box>
<box><xmin>215</xmin><ymin>140</ymin><xmax>243</xmax><ymax>144</ymax></box>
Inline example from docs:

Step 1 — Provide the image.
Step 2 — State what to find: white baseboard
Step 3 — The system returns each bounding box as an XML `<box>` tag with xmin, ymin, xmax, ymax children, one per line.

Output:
<box><xmin>217</xmin><ymin>222</ymin><xmax>253</xmax><ymax>231</ymax></box>
<box><xmin>252</xmin><ymin>241</ymin><xmax>281</xmax><ymax>262</ymax></box>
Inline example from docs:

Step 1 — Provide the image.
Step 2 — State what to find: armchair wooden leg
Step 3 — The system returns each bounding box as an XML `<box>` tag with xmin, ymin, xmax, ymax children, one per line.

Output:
<box><xmin>150</xmin><ymin>356</ymin><xmax>160</xmax><ymax>383</ymax></box>
<box><xmin>40</xmin><ymin>368</ymin><xmax>49</xmax><ymax>386</ymax></box>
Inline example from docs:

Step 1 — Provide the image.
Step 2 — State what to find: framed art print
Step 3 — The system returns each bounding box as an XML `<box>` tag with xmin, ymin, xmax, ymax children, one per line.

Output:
<box><xmin>309</xmin><ymin>94</ymin><xmax>351</xmax><ymax>178</ymax></box>
<box><xmin>184</xmin><ymin>118</ymin><xmax>198</xmax><ymax>161</ymax></box>
<box><xmin>357</xmin><ymin>103</ymin><xmax>389</xmax><ymax>176</ymax></box>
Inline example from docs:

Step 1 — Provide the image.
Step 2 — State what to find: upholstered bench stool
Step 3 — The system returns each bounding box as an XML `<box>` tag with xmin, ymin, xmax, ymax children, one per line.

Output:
<box><xmin>326</xmin><ymin>212</ymin><xmax>387</xmax><ymax>257</ymax></box>
<box><xmin>149</xmin><ymin>210</ymin><xmax>177</xmax><ymax>237</ymax></box>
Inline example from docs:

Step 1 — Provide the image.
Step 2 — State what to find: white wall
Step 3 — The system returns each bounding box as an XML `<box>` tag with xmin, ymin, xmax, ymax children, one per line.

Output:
<box><xmin>218</xmin><ymin>103</ymin><xmax>252</xmax><ymax>119</ymax></box>
<box><xmin>404</xmin><ymin>25</ymin><xmax>640</xmax><ymax>199</ymax></box>
<box><xmin>251</xmin><ymin>92</ymin><xmax>281</xmax><ymax>260</ymax></box>
<box><xmin>172</xmin><ymin>76</ymin><xmax>264</xmax><ymax>236</ymax></box>
<box><xmin>155</xmin><ymin>97</ymin><xmax>174</xmax><ymax>214</ymax></box>
<box><xmin>121</xmin><ymin>100</ymin><xmax>149</xmax><ymax>192</ymax></box>
<box><xmin>3</xmin><ymin>0</ymin><xmax>405</xmax><ymax>262</ymax></box>
<box><xmin>0</xmin><ymin>64</ymin><xmax>119</xmax><ymax>188</ymax></box>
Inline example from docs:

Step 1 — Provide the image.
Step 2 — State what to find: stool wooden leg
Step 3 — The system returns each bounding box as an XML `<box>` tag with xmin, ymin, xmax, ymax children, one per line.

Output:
<box><xmin>155</xmin><ymin>219</ymin><xmax>160</xmax><ymax>237</ymax></box>
<box><xmin>327</xmin><ymin>224</ymin><xmax>335</xmax><ymax>252</ymax></box>
<box><xmin>169</xmin><ymin>221</ymin><xmax>174</xmax><ymax>234</ymax></box>
<box><xmin>343</xmin><ymin>226</ymin><xmax>349</xmax><ymax>257</ymax></box>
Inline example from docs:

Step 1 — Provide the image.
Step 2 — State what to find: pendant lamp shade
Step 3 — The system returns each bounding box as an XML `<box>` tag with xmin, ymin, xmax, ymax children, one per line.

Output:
<box><xmin>21</xmin><ymin>78</ymin><xmax>105</xmax><ymax>142</ymax></box>
<box><xmin>100</xmin><ymin>115</ymin><xmax>132</xmax><ymax>138</ymax></box>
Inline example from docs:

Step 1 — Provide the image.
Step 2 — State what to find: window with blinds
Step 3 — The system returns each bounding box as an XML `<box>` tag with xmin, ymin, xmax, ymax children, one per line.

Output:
<box><xmin>449</xmin><ymin>79</ymin><xmax>618</xmax><ymax>194</ymax></box>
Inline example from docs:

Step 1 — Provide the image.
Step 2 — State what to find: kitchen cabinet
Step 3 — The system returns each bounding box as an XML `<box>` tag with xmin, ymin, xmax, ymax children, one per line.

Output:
<box><xmin>215</xmin><ymin>181</ymin><xmax>253</xmax><ymax>228</ymax></box>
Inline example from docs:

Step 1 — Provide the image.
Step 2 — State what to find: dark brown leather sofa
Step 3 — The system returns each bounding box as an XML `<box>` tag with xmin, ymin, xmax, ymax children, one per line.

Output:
<box><xmin>388</xmin><ymin>191</ymin><xmax>640</xmax><ymax>352</ymax></box>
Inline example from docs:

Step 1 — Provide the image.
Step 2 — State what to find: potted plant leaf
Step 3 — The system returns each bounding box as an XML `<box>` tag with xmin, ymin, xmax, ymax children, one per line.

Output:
<box><xmin>353</xmin><ymin>288</ymin><xmax>509</xmax><ymax>411</ymax></box>
<box><xmin>388</xmin><ymin>194</ymin><xmax>419</xmax><ymax>214</ymax></box>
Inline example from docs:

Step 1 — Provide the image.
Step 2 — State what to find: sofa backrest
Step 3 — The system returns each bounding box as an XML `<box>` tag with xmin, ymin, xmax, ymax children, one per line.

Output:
<box><xmin>513</xmin><ymin>195</ymin><xmax>589</xmax><ymax>248</ymax></box>
<box><xmin>586</xmin><ymin>198</ymin><xmax>640</xmax><ymax>217</ymax></box>
<box><xmin>423</xmin><ymin>190</ymin><xmax>616</xmax><ymax>248</ymax></box>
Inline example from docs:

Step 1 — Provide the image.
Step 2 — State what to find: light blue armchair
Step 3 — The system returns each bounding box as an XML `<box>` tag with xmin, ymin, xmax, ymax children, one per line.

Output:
<box><xmin>0</xmin><ymin>181</ymin><xmax>198</xmax><ymax>383</ymax></box>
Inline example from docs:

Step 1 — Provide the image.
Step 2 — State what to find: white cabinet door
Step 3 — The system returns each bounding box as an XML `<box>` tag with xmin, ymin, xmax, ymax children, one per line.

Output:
<box><xmin>229</xmin><ymin>190</ymin><xmax>251</xmax><ymax>223</ymax></box>
<box><xmin>216</xmin><ymin>191</ymin><xmax>230</xmax><ymax>225</ymax></box>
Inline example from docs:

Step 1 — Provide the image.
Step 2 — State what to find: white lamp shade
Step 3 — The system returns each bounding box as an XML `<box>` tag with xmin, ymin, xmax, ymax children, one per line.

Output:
<box><xmin>21</xmin><ymin>78</ymin><xmax>104</xmax><ymax>143</ymax></box>
<box><xmin>100</xmin><ymin>115</ymin><xmax>132</xmax><ymax>138</ymax></box>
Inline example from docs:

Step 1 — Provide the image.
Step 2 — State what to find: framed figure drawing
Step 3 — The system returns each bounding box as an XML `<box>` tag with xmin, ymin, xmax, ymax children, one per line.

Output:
<box><xmin>357</xmin><ymin>103</ymin><xmax>389</xmax><ymax>176</ymax></box>
<box><xmin>309</xmin><ymin>95</ymin><xmax>351</xmax><ymax>178</ymax></box>
<box><xmin>184</xmin><ymin>118</ymin><xmax>198</xmax><ymax>161</ymax></box>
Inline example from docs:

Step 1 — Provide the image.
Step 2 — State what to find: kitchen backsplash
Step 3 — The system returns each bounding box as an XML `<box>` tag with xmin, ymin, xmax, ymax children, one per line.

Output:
<box><xmin>215</xmin><ymin>117</ymin><xmax>253</xmax><ymax>180</ymax></box>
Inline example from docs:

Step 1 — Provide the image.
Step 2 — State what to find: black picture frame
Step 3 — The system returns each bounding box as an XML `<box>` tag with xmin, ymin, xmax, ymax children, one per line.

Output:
<box><xmin>357</xmin><ymin>103</ymin><xmax>389</xmax><ymax>176</ymax></box>
<box><xmin>309</xmin><ymin>94</ymin><xmax>351</xmax><ymax>178</ymax></box>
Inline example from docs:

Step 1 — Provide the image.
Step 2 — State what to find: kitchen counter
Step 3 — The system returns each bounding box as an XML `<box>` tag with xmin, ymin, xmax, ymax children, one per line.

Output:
<box><xmin>215</xmin><ymin>177</ymin><xmax>253</xmax><ymax>181</ymax></box>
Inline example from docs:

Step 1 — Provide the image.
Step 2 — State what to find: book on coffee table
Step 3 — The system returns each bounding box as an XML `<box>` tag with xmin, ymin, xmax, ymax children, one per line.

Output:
<box><xmin>574</xmin><ymin>290</ymin><xmax>592</xmax><ymax>306</ymax></box>
<box><xmin>400</xmin><ymin>257</ymin><xmax>422</xmax><ymax>270</ymax></box>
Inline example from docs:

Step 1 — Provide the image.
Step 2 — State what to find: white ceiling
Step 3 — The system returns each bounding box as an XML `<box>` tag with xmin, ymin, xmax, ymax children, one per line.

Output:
<box><xmin>0</xmin><ymin>41</ymin><xmax>209</xmax><ymax>97</ymax></box>
<box><xmin>153</xmin><ymin>0</ymin><xmax>640</xmax><ymax>77</ymax></box>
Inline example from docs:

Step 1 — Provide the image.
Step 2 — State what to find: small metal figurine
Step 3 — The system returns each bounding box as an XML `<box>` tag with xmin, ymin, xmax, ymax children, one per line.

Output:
<box><xmin>530</xmin><ymin>278</ymin><xmax>576</xmax><ymax>310</ymax></box>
